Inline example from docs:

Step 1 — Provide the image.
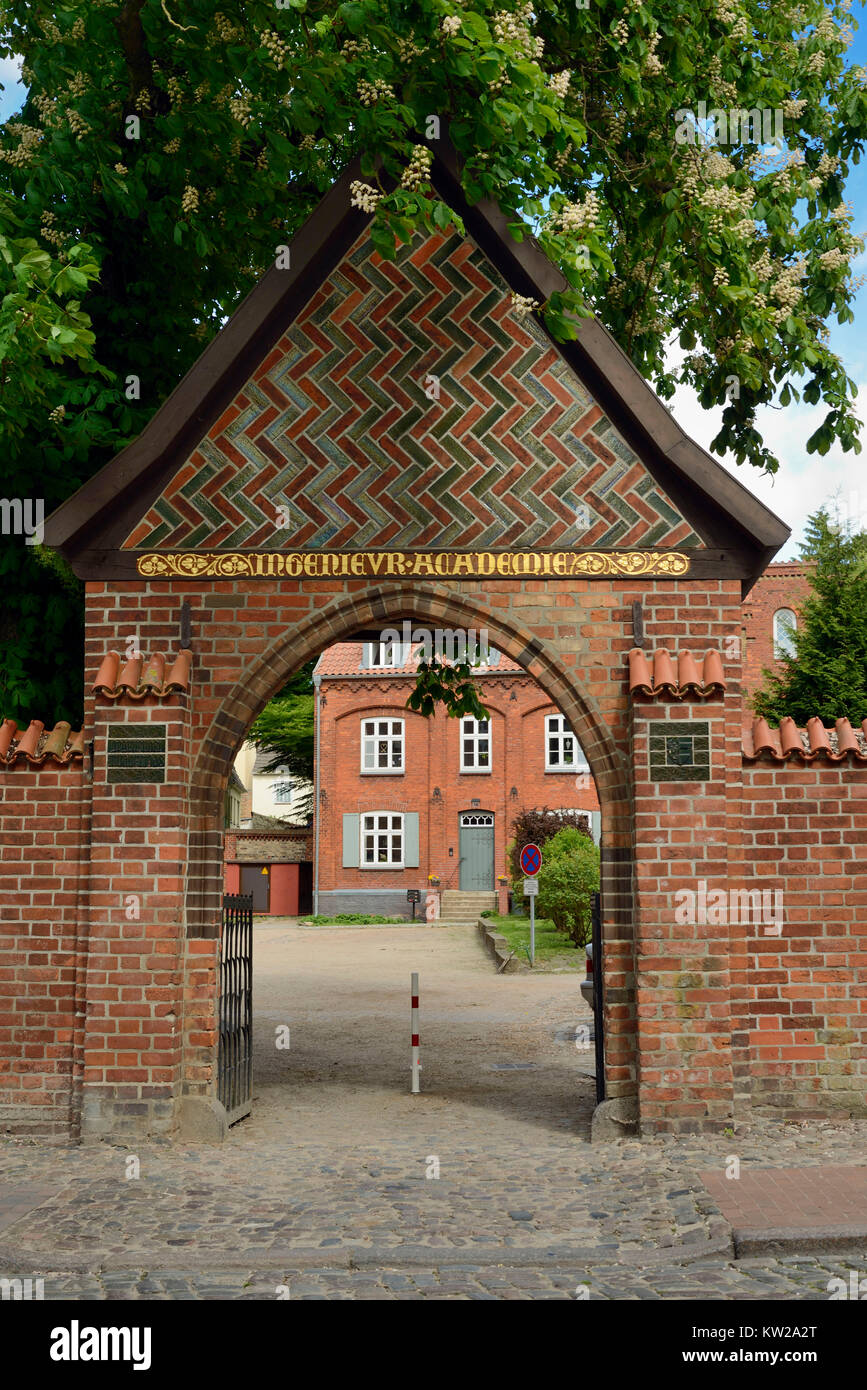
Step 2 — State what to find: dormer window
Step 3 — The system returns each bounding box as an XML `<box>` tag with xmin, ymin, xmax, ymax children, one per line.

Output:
<box><xmin>363</xmin><ymin>640</ymin><xmax>410</xmax><ymax>668</ymax></box>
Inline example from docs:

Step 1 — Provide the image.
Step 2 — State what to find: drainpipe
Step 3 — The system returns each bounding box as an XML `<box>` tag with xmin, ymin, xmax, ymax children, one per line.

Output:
<box><xmin>313</xmin><ymin>671</ymin><xmax>321</xmax><ymax>916</ymax></box>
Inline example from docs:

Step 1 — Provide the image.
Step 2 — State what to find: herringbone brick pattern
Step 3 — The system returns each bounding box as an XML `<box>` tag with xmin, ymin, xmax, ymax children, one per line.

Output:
<box><xmin>126</xmin><ymin>231</ymin><xmax>701</xmax><ymax>553</ymax></box>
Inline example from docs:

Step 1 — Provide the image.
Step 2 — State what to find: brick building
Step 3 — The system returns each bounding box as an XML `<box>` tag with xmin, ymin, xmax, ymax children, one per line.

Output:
<box><xmin>3</xmin><ymin>139</ymin><xmax>865</xmax><ymax>1143</ymax></box>
<box><xmin>740</xmin><ymin>560</ymin><xmax>814</xmax><ymax>698</ymax></box>
<box><xmin>312</xmin><ymin>639</ymin><xmax>600</xmax><ymax>917</ymax></box>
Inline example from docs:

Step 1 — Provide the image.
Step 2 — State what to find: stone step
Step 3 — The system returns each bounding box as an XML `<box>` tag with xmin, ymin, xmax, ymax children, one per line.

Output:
<box><xmin>440</xmin><ymin>892</ymin><xmax>497</xmax><ymax>905</ymax></box>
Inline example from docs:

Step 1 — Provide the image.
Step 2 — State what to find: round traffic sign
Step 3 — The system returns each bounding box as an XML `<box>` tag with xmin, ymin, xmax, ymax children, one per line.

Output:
<box><xmin>520</xmin><ymin>843</ymin><xmax>542</xmax><ymax>876</ymax></box>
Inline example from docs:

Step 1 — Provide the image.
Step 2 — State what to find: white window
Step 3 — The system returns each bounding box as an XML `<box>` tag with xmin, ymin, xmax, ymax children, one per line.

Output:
<box><xmin>460</xmin><ymin>716</ymin><xmax>491</xmax><ymax>772</ymax></box>
<box><xmin>361</xmin><ymin>718</ymin><xmax>404</xmax><ymax>773</ymax></box>
<box><xmin>773</xmin><ymin>608</ymin><xmax>797</xmax><ymax>659</ymax></box>
<box><xmin>272</xmin><ymin>781</ymin><xmax>292</xmax><ymax>804</ymax></box>
<box><xmin>361</xmin><ymin>812</ymin><xmax>404</xmax><ymax>866</ymax></box>
<box><xmin>365</xmin><ymin>640</ymin><xmax>410</xmax><ymax>668</ymax></box>
<box><xmin>545</xmin><ymin>714</ymin><xmax>589</xmax><ymax>772</ymax></box>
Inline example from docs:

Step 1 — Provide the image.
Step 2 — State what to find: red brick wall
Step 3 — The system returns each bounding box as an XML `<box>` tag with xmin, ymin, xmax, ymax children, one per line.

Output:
<box><xmin>77</xmin><ymin>570</ymin><xmax>666</xmax><ymax>1131</ymax></box>
<box><xmin>316</xmin><ymin>672</ymin><xmax>599</xmax><ymax>899</ymax></box>
<box><xmin>630</xmin><ymin>688</ymin><xmax>743</xmax><ymax>1134</ymax></box>
<box><xmin>741</xmin><ymin>562</ymin><xmax>814</xmax><ymax>700</ymax></box>
<box><xmin>0</xmin><ymin>761</ymin><xmax>88</xmax><ymax>1140</ymax></box>
<box><xmin>7</xmin><ymin>565</ymin><xmax>864</xmax><ymax>1142</ymax></box>
<box><xmin>740</xmin><ymin>758</ymin><xmax>867</xmax><ymax>1114</ymax></box>
<box><xmin>16</xmin><ymin>566</ymin><xmax>866</xmax><ymax>1142</ymax></box>
<box><xmin>81</xmin><ymin>685</ymin><xmax>191</xmax><ymax>1140</ymax></box>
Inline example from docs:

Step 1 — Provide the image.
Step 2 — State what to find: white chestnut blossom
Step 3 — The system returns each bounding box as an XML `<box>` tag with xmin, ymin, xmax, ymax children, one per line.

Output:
<box><xmin>350</xmin><ymin>180</ymin><xmax>382</xmax><ymax>213</ymax></box>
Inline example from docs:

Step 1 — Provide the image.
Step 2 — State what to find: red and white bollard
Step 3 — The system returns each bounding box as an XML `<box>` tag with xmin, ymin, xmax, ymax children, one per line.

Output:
<box><xmin>411</xmin><ymin>971</ymin><xmax>420</xmax><ymax>1094</ymax></box>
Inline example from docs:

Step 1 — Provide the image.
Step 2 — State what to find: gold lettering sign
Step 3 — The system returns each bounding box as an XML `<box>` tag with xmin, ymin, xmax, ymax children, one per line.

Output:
<box><xmin>136</xmin><ymin>550</ymin><xmax>691</xmax><ymax>579</ymax></box>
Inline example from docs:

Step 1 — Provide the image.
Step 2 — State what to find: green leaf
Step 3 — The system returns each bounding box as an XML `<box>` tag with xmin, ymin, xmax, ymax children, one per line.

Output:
<box><xmin>460</xmin><ymin>11</ymin><xmax>492</xmax><ymax>43</ymax></box>
<box><xmin>338</xmin><ymin>2</ymin><xmax>367</xmax><ymax>34</ymax></box>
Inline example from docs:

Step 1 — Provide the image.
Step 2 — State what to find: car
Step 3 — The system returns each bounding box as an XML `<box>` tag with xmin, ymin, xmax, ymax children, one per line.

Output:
<box><xmin>580</xmin><ymin>940</ymin><xmax>594</xmax><ymax>1009</ymax></box>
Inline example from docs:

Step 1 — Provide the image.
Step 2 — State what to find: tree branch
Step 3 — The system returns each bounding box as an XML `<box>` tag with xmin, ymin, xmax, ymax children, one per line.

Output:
<box><xmin>161</xmin><ymin>1</ymin><xmax>197</xmax><ymax>31</ymax></box>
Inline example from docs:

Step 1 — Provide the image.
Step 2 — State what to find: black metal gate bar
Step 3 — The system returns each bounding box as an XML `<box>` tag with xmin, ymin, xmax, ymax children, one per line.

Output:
<box><xmin>591</xmin><ymin>890</ymin><xmax>605</xmax><ymax>1104</ymax></box>
<box><xmin>218</xmin><ymin>893</ymin><xmax>253</xmax><ymax>1125</ymax></box>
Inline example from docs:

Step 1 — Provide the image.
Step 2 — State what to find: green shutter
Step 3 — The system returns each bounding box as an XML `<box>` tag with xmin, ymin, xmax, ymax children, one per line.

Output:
<box><xmin>343</xmin><ymin>814</ymin><xmax>360</xmax><ymax>867</ymax></box>
<box><xmin>404</xmin><ymin>812</ymin><xmax>419</xmax><ymax>867</ymax></box>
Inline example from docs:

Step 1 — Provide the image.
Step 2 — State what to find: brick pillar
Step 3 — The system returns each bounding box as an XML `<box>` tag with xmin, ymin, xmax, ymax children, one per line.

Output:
<box><xmin>631</xmin><ymin>696</ymin><xmax>738</xmax><ymax>1134</ymax></box>
<box><xmin>81</xmin><ymin>696</ymin><xmax>191</xmax><ymax>1140</ymax></box>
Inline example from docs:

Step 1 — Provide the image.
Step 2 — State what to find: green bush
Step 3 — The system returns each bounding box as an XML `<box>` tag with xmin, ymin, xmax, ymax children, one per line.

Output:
<box><xmin>544</xmin><ymin>826</ymin><xmax>592</xmax><ymax>860</ymax></box>
<box><xmin>536</xmin><ymin>838</ymin><xmax>600</xmax><ymax>946</ymax></box>
<box><xmin>507</xmin><ymin>807</ymin><xmax>592</xmax><ymax>881</ymax></box>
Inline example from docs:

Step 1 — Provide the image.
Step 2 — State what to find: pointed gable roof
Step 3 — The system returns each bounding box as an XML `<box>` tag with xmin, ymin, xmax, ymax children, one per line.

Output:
<box><xmin>44</xmin><ymin>138</ymin><xmax>789</xmax><ymax>590</ymax></box>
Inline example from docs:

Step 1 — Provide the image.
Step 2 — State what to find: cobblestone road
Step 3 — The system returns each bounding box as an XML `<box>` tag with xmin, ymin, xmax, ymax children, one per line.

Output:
<box><xmin>2</xmin><ymin>925</ymin><xmax>865</xmax><ymax>1301</ymax></box>
<box><xmin>20</xmin><ymin>1251</ymin><xmax>867</xmax><ymax>1300</ymax></box>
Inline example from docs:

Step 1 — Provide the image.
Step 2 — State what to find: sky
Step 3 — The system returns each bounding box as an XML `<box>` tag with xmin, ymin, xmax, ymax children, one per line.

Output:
<box><xmin>2</xmin><ymin>20</ymin><xmax>867</xmax><ymax>558</ymax></box>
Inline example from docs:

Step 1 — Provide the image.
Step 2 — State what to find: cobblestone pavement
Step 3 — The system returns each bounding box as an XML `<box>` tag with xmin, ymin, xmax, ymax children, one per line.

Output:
<box><xmin>2</xmin><ymin>925</ymin><xmax>866</xmax><ymax>1300</ymax></box>
<box><xmin>20</xmin><ymin>1251</ymin><xmax>867</xmax><ymax>1300</ymax></box>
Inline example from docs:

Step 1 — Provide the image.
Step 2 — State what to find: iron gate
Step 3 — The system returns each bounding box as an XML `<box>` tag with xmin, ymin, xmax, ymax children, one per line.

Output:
<box><xmin>218</xmin><ymin>893</ymin><xmax>253</xmax><ymax>1125</ymax></box>
<box><xmin>591</xmin><ymin>891</ymin><xmax>605</xmax><ymax>1104</ymax></box>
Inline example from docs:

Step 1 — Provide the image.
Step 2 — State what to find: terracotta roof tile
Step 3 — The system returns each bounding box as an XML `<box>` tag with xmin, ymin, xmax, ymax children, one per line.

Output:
<box><xmin>742</xmin><ymin>715</ymin><xmax>867</xmax><ymax>762</ymax></box>
<box><xmin>315</xmin><ymin>641</ymin><xmax>522</xmax><ymax>678</ymax></box>
<box><xmin>0</xmin><ymin>718</ymin><xmax>84</xmax><ymax>766</ymax></box>
<box><xmin>92</xmin><ymin>649</ymin><xmax>192</xmax><ymax>700</ymax></box>
<box><xmin>628</xmin><ymin>648</ymin><xmax>727</xmax><ymax>699</ymax></box>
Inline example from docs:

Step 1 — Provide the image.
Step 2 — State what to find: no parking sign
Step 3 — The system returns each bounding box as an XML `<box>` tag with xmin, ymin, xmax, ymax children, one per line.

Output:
<box><xmin>519</xmin><ymin>843</ymin><xmax>542</xmax><ymax>876</ymax></box>
<box><xmin>519</xmin><ymin>843</ymin><xmax>542</xmax><ymax>967</ymax></box>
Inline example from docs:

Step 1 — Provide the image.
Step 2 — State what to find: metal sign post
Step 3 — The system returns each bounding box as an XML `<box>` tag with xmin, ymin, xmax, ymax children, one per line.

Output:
<box><xmin>524</xmin><ymin>877</ymin><xmax>539</xmax><ymax>964</ymax></box>
<box><xmin>519</xmin><ymin>844</ymin><xmax>542</xmax><ymax>967</ymax></box>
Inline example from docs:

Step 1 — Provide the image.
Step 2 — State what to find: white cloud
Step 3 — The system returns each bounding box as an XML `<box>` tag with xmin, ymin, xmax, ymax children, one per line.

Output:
<box><xmin>669</xmin><ymin>374</ymin><xmax>867</xmax><ymax>559</ymax></box>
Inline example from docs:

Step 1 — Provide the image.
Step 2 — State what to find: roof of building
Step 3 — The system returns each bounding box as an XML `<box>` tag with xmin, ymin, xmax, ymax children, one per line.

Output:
<box><xmin>626</xmin><ymin>648</ymin><xmax>867</xmax><ymax>762</ymax></box>
<box><xmin>249</xmin><ymin>812</ymin><xmax>311</xmax><ymax>831</ymax></box>
<box><xmin>92</xmin><ymin>650</ymin><xmax>192</xmax><ymax>700</ymax></box>
<box><xmin>757</xmin><ymin>560</ymin><xmax>816</xmax><ymax>577</ymax></box>
<box><xmin>43</xmin><ymin>138</ymin><xmax>789</xmax><ymax>589</ymax></box>
<box><xmin>743</xmin><ymin>715</ymin><xmax>867</xmax><ymax>762</ymax></box>
<box><xmin>628</xmin><ymin>647</ymin><xmax>727</xmax><ymax>698</ymax></box>
<box><xmin>250</xmin><ymin>747</ymin><xmax>292</xmax><ymax>776</ymax></box>
<box><xmin>0</xmin><ymin>718</ymin><xmax>84</xmax><ymax>765</ymax></box>
<box><xmin>315</xmin><ymin>641</ymin><xmax>521</xmax><ymax>678</ymax></box>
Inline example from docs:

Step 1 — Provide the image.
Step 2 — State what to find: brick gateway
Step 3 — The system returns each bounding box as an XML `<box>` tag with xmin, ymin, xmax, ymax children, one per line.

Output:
<box><xmin>3</xmin><ymin>140</ymin><xmax>865</xmax><ymax>1143</ymax></box>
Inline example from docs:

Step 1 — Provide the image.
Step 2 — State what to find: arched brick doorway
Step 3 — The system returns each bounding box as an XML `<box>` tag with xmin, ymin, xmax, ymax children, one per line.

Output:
<box><xmin>36</xmin><ymin>137</ymin><xmax>790</xmax><ymax>1143</ymax></box>
<box><xmin>180</xmin><ymin>581</ymin><xmax>634</xmax><ymax>1139</ymax></box>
